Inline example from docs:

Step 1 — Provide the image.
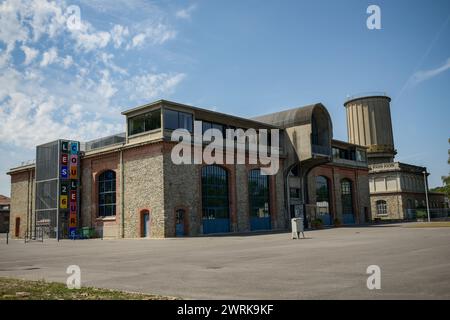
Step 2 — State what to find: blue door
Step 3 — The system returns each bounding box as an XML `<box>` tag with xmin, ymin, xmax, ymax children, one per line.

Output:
<box><xmin>203</xmin><ymin>217</ymin><xmax>230</xmax><ymax>234</ymax></box>
<box><xmin>175</xmin><ymin>209</ymin><xmax>185</xmax><ymax>237</ymax></box>
<box><xmin>143</xmin><ymin>212</ymin><xmax>149</xmax><ymax>237</ymax></box>
<box><xmin>250</xmin><ymin>217</ymin><xmax>271</xmax><ymax>231</ymax></box>
<box><xmin>343</xmin><ymin>214</ymin><xmax>355</xmax><ymax>224</ymax></box>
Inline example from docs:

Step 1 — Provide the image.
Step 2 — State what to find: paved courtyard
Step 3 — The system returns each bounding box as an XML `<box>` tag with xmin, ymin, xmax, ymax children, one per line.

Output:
<box><xmin>1</xmin><ymin>224</ymin><xmax>450</xmax><ymax>299</ymax></box>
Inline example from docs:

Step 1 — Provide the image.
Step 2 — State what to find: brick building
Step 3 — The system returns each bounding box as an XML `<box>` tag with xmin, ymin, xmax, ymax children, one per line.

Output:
<box><xmin>0</xmin><ymin>195</ymin><xmax>10</xmax><ymax>233</ymax></box>
<box><xmin>8</xmin><ymin>99</ymin><xmax>371</xmax><ymax>239</ymax></box>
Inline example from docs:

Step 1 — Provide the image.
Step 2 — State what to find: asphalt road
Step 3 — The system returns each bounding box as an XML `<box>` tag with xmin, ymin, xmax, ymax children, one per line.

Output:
<box><xmin>1</xmin><ymin>224</ymin><xmax>450</xmax><ymax>299</ymax></box>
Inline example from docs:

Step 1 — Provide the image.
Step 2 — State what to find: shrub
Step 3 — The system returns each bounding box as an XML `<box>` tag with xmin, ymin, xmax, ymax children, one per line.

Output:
<box><xmin>311</xmin><ymin>218</ymin><xmax>323</xmax><ymax>229</ymax></box>
<box><xmin>416</xmin><ymin>210</ymin><xmax>427</xmax><ymax>219</ymax></box>
<box><xmin>334</xmin><ymin>218</ymin><xmax>341</xmax><ymax>227</ymax></box>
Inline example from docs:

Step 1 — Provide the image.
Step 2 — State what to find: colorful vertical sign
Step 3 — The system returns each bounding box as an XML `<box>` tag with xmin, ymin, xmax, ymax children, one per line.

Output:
<box><xmin>59</xmin><ymin>140</ymin><xmax>80</xmax><ymax>237</ymax></box>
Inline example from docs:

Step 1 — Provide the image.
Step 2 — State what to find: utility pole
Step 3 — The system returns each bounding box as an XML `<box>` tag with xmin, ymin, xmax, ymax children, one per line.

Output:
<box><xmin>422</xmin><ymin>170</ymin><xmax>431</xmax><ymax>222</ymax></box>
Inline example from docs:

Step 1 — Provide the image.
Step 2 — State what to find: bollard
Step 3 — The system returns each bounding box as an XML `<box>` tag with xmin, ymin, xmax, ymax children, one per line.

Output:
<box><xmin>6</xmin><ymin>232</ymin><xmax>8</xmax><ymax>244</ymax></box>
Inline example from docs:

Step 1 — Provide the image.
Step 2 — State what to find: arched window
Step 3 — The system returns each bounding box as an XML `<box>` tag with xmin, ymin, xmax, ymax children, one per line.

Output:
<box><xmin>248</xmin><ymin>169</ymin><xmax>271</xmax><ymax>230</ymax></box>
<box><xmin>341</xmin><ymin>179</ymin><xmax>354</xmax><ymax>223</ymax></box>
<box><xmin>201</xmin><ymin>165</ymin><xmax>230</xmax><ymax>233</ymax></box>
<box><xmin>98</xmin><ymin>170</ymin><xmax>116</xmax><ymax>217</ymax></box>
<box><xmin>316</xmin><ymin>176</ymin><xmax>331</xmax><ymax>225</ymax></box>
<box><xmin>376</xmin><ymin>200</ymin><xmax>387</xmax><ymax>215</ymax></box>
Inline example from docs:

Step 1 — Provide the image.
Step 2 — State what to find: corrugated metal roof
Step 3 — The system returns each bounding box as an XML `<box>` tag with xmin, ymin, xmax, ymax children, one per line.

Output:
<box><xmin>251</xmin><ymin>103</ymin><xmax>328</xmax><ymax>128</ymax></box>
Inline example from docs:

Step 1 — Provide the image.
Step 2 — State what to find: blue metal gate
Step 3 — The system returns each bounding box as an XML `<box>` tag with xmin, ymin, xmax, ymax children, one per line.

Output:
<box><xmin>203</xmin><ymin>218</ymin><xmax>230</xmax><ymax>234</ymax></box>
<box><xmin>343</xmin><ymin>214</ymin><xmax>355</xmax><ymax>224</ymax></box>
<box><xmin>250</xmin><ymin>217</ymin><xmax>271</xmax><ymax>231</ymax></box>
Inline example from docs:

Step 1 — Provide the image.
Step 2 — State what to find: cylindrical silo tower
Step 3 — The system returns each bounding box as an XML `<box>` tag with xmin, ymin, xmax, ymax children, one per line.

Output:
<box><xmin>344</xmin><ymin>94</ymin><xmax>396</xmax><ymax>164</ymax></box>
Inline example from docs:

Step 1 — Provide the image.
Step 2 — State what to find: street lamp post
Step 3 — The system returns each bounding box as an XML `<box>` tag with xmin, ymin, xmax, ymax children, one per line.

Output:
<box><xmin>422</xmin><ymin>170</ymin><xmax>431</xmax><ymax>222</ymax></box>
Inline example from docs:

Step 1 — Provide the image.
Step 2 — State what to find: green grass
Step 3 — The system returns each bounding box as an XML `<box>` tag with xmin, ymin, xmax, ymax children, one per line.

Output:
<box><xmin>0</xmin><ymin>277</ymin><xmax>178</xmax><ymax>300</ymax></box>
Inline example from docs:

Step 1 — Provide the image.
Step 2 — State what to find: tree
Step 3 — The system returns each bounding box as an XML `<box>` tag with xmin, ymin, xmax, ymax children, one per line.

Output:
<box><xmin>431</xmin><ymin>138</ymin><xmax>450</xmax><ymax>197</ymax></box>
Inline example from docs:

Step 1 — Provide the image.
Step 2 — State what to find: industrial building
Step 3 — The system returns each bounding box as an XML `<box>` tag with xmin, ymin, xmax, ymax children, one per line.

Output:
<box><xmin>7</xmin><ymin>95</ymin><xmax>445</xmax><ymax>239</ymax></box>
<box><xmin>344</xmin><ymin>95</ymin><xmax>447</xmax><ymax>220</ymax></box>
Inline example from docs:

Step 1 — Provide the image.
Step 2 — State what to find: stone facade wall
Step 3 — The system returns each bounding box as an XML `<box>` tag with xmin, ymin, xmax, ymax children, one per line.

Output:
<box><xmin>9</xmin><ymin>169</ymin><xmax>34</xmax><ymax>238</ymax></box>
<box><xmin>235</xmin><ymin>164</ymin><xmax>251</xmax><ymax>232</ymax></box>
<box><xmin>370</xmin><ymin>194</ymin><xmax>404</xmax><ymax>220</ymax></box>
<box><xmin>123</xmin><ymin>143</ymin><xmax>165</xmax><ymax>238</ymax></box>
<box><xmin>162</xmin><ymin>145</ymin><xmax>201</xmax><ymax>236</ymax></box>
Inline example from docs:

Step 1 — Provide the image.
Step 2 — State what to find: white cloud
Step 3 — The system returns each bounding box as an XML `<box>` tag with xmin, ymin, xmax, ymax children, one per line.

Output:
<box><xmin>126</xmin><ymin>24</ymin><xmax>176</xmax><ymax>49</ymax></box>
<box><xmin>97</xmin><ymin>70</ymin><xmax>117</xmax><ymax>99</ymax></box>
<box><xmin>127</xmin><ymin>72</ymin><xmax>185</xmax><ymax>101</ymax></box>
<box><xmin>129</xmin><ymin>33</ymin><xmax>146</xmax><ymax>49</ymax></box>
<box><xmin>0</xmin><ymin>1</ymin><xmax>30</xmax><ymax>49</ymax></box>
<box><xmin>21</xmin><ymin>45</ymin><xmax>39</xmax><ymax>65</ymax></box>
<box><xmin>0</xmin><ymin>0</ymin><xmax>187</xmax><ymax>197</ymax></box>
<box><xmin>72</xmin><ymin>28</ymin><xmax>111</xmax><ymax>52</ymax></box>
<box><xmin>412</xmin><ymin>57</ymin><xmax>450</xmax><ymax>85</ymax></box>
<box><xmin>99</xmin><ymin>52</ymin><xmax>127</xmax><ymax>75</ymax></box>
<box><xmin>40</xmin><ymin>47</ymin><xmax>58</xmax><ymax>67</ymax></box>
<box><xmin>176</xmin><ymin>4</ymin><xmax>197</xmax><ymax>20</ymax></box>
<box><xmin>145</xmin><ymin>23</ymin><xmax>176</xmax><ymax>45</ymax></box>
<box><xmin>62</xmin><ymin>55</ymin><xmax>73</xmax><ymax>69</ymax></box>
<box><xmin>110</xmin><ymin>24</ymin><xmax>129</xmax><ymax>48</ymax></box>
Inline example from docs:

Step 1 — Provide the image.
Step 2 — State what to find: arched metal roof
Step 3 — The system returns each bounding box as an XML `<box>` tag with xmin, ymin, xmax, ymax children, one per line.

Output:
<box><xmin>251</xmin><ymin>103</ymin><xmax>332</xmax><ymax>129</ymax></box>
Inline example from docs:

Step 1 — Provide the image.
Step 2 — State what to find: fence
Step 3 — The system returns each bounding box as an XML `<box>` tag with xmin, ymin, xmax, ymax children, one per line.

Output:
<box><xmin>25</xmin><ymin>227</ymin><xmax>44</xmax><ymax>243</ymax></box>
<box><xmin>405</xmin><ymin>208</ymin><xmax>450</xmax><ymax>220</ymax></box>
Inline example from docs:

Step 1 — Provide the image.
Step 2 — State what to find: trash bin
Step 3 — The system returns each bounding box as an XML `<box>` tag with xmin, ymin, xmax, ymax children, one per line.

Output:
<box><xmin>81</xmin><ymin>227</ymin><xmax>91</xmax><ymax>239</ymax></box>
<box><xmin>291</xmin><ymin>217</ymin><xmax>305</xmax><ymax>239</ymax></box>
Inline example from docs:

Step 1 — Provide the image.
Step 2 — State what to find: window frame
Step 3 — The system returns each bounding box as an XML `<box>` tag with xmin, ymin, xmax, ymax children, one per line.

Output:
<box><xmin>201</xmin><ymin>165</ymin><xmax>230</xmax><ymax>220</ymax></box>
<box><xmin>341</xmin><ymin>179</ymin><xmax>353</xmax><ymax>216</ymax></box>
<box><xmin>164</xmin><ymin>108</ymin><xmax>193</xmax><ymax>132</ymax></box>
<box><xmin>376</xmin><ymin>200</ymin><xmax>388</xmax><ymax>216</ymax></box>
<box><xmin>128</xmin><ymin>108</ymin><xmax>162</xmax><ymax>136</ymax></box>
<box><xmin>98</xmin><ymin>170</ymin><xmax>117</xmax><ymax>217</ymax></box>
<box><xmin>248</xmin><ymin>169</ymin><xmax>270</xmax><ymax>218</ymax></box>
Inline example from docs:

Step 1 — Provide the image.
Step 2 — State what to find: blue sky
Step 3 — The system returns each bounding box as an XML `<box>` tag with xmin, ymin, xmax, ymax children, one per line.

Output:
<box><xmin>0</xmin><ymin>0</ymin><xmax>449</xmax><ymax>196</ymax></box>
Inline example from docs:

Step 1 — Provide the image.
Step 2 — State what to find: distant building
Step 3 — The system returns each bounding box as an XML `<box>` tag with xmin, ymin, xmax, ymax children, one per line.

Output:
<box><xmin>0</xmin><ymin>195</ymin><xmax>10</xmax><ymax>233</ymax></box>
<box><xmin>344</xmin><ymin>94</ymin><xmax>447</xmax><ymax>220</ymax></box>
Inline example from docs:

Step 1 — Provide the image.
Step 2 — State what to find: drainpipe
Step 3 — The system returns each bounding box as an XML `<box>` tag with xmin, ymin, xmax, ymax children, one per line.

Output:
<box><xmin>120</xmin><ymin>148</ymin><xmax>125</xmax><ymax>238</ymax></box>
<box><xmin>26</xmin><ymin>169</ymin><xmax>30</xmax><ymax>239</ymax></box>
<box><xmin>30</xmin><ymin>171</ymin><xmax>34</xmax><ymax>239</ymax></box>
<box><xmin>286</xmin><ymin>170</ymin><xmax>290</xmax><ymax>228</ymax></box>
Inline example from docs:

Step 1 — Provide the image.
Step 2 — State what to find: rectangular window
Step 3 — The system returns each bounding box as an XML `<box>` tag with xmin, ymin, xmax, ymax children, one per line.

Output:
<box><xmin>128</xmin><ymin>108</ymin><xmax>161</xmax><ymax>136</ymax></box>
<box><xmin>200</xmin><ymin>120</ymin><xmax>227</xmax><ymax>135</ymax></box>
<box><xmin>356</xmin><ymin>149</ymin><xmax>367</xmax><ymax>162</ymax></box>
<box><xmin>289</xmin><ymin>188</ymin><xmax>300</xmax><ymax>198</ymax></box>
<box><xmin>332</xmin><ymin>147</ymin><xmax>340</xmax><ymax>159</ymax></box>
<box><xmin>202</xmin><ymin>121</ymin><xmax>212</xmax><ymax>134</ymax></box>
<box><xmin>164</xmin><ymin>109</ymin><xmax>179</xmax><ymax>130</ymax></box>
<box><xmin>212</xmin><ymin>123</ymin><xmax>224</xmax><ymax>135</ymax></box>
<box><xmin>164</xmin><ymin>109</ymin><xmax>193</xmax><ymax>132</ymax></box>
<box><xmin>179</xmin><ymin>112</ymin><xmax>193</xmax><ymax>132</ymax></box>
